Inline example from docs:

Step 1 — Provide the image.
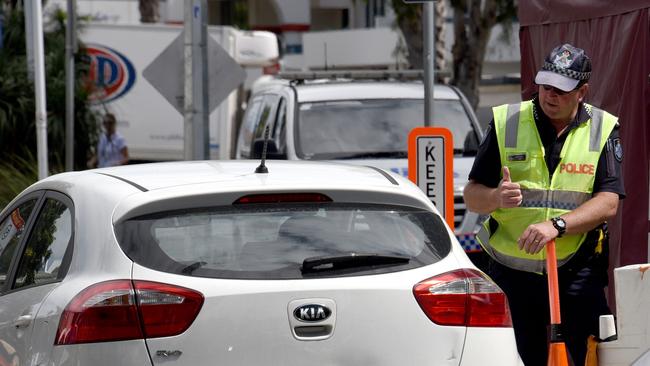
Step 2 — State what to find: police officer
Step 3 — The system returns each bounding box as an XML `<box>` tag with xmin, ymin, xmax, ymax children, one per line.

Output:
<box><xmin>464</xmin><ymin>43</ymin><xmax>625</xmax><ymax>365</ymax></box>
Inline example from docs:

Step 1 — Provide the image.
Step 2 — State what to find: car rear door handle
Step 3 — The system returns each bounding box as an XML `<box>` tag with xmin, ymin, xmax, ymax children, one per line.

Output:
<box><xmin>13</xmin><ymin>314</ymin><xmax>33</xmax><ymax>329</ymax></box>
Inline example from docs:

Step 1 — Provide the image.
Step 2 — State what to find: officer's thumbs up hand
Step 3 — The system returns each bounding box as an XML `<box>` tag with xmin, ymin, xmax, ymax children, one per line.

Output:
<box><xmin>502</xmin><ymin>166</ymin><xmax>511</xmax><ymax>182</ymax></box>
<box><xmin>496</xmin><ymin>166</ymin><xmax>522</xmax><ymax>208</ymax></box>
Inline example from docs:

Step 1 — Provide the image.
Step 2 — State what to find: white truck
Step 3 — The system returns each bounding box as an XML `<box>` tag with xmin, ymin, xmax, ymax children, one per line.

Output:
<box><xmin>80</xmin><ymin>23</ymin><xmax>279</xmax><ymax>161</ymax></box>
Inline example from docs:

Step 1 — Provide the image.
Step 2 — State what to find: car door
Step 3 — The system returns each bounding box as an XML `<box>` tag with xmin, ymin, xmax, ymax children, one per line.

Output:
<box><xmin>0</xmin><ymin>191</ymin><xmax>74</xmax><ymax>364</ymax></box>
<box><xmin>0</xmin><ymin>192</ymin><xmax>41</xmax><ymax>365</ymax></box>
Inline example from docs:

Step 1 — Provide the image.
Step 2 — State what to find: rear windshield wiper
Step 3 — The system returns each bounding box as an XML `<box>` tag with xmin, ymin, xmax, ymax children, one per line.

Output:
<box><xmin>333</xmin><ymin>151</ymin><xmax>407</xmax><ymax>160</ymax></box>
<box><xmin>301</xmin><ymin>253</ymin><xmax>410</xmax><ymax>273</ymax></box>
<box><xmin>181</xmin><ymin>261</ymin><xmax>207</xmax><ymax>275</ymax></box>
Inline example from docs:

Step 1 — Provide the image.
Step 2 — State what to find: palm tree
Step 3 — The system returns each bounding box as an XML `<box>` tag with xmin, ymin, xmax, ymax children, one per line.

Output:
<box><xmin>450</xmin><ymin>0</ymin><xmax>516</xmax><ymax>109</ymax></box>
<box><xmin>391</xmin><ymin>1</ymin><xmax>447</xmax><ymax>74</ymax></box>
<box><xmin>392</xmin><ymin>0</ymin><xmax>517</xmax><ymax>110</ymax></box>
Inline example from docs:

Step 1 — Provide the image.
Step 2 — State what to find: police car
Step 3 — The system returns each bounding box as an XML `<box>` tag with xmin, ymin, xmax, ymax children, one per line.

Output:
<box><xmin>235</xmin><ymin>70</ymin><xmax>485</xmax><ymax>251</ymax></box>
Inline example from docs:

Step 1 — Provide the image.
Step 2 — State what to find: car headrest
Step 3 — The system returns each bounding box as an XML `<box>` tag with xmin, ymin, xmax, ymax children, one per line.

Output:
<box><xmin>278</xmin><ymin>215</ymin><xmax>330</xmax><ymax>241</ymax></box>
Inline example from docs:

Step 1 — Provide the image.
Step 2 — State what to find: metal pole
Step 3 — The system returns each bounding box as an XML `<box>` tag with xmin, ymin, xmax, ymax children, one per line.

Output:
<box><xmin>183</xmin><ymin>1</ymin><xmax>194</xmax><ymax>160</ymax></box>
<box><xmin>65</xmin><ymin>0</ymin><xmax>76</xmax><ymax>171</ymax></box>
<box><xmin>183</xmin><ymin>0</ymin><xmax>209</xmax><ymax>161</ymax></box>
<box><xmin>0</xmin><ymin>12</ymin><xmax>4</xmax><ymax>50</ymax></box>
<box><xmin>193</xmin><ymin>0</ymin><xmax>209</xmax><ymax>160</ymax></box>
<box><xmin>24</xmin><ymin>0</ymin><xmax>34</xmax><ymax>81</ymax></box>
<box><xmin>423</xmin><ymin>2</ymin><xmax>435</xmax><ymax>127</ymax></box>
<box><xmin>32</xmin><ymin>0</ymin><xmax>49</xmax><ymax>179</ymax></box>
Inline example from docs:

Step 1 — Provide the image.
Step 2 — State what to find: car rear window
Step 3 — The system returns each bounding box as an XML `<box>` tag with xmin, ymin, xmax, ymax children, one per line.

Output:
<box><xmin>116</xmin><ymin>203</ymin><xmax>451</xmax><ymax>279</ymax></box>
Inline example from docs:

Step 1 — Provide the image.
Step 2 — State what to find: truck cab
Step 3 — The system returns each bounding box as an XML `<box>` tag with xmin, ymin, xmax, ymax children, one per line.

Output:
<box><xmin>234</xmin><ymin>70</ymin><xmax>485</xmax><ymax>248</ymax></box>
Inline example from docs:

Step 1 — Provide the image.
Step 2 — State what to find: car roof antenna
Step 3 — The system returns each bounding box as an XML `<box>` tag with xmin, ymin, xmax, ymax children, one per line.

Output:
<box><xmin>255</xmin><ymin>125</ymin><xmax>270</xmax><ymax>174</ymax></box>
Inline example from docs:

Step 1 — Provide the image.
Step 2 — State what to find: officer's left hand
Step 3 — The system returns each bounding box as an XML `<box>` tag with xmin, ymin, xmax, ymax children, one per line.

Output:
<box><xmin>517</xmin><ymin>220</ymin><xmax>558</xmax><ymax>254</ymax></box>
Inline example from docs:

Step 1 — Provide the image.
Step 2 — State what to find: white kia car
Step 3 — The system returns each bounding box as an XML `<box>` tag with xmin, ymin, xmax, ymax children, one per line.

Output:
<box><xmin>0</xmin><ymin>160</ymin><xmax>521</xmax><ymax>365</ymax></box>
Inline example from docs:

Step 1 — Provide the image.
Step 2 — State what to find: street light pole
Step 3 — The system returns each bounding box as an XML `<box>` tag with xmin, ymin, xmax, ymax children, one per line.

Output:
<box><xmin>423</xmin><ymin>2</ymin><xmax>435</xmax><ymax>127</ymax></box>
<box><xmin>183</xmin><ymin>0</ymin><xmax>209</xmax><ymax>161</ymax></box>
<box><xmin>65</xmin><ymin>0</ymin><xmax>77</xmax><ymax>171</ymax></box>
<box><xmin>32</xmin><ymin>0</ymin><xmax>49</xmax><ymax>179</ymax></box>
<box><xmin>24</xmin><ymin>0</ymin><xmax>34</xmax><ymax>81</ymax></box>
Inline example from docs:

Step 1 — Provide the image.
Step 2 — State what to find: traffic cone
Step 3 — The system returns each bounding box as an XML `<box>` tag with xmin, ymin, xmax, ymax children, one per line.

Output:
<box><xmin>548</xmin><ymin>343</ymin><xmax>570</xmax><ymax>366</ymax></box>
<box><xmin>546</xmin><ymin>240</ymin><xmax>572</xmax><ymax>366</ymax></box>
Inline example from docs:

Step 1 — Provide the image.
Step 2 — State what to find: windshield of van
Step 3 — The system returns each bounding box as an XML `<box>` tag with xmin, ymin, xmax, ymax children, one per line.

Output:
<box><xmin>296</xmin><ymin>99</ymin><xmax>479</xmax><ymax>160</ymax></box>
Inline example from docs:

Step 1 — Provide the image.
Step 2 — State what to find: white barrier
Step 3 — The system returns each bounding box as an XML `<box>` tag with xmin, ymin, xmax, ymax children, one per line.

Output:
<box><xmin>599</xmin><ymin>263</ymin><xmax>650</xmax><ymax>365</ymax></box>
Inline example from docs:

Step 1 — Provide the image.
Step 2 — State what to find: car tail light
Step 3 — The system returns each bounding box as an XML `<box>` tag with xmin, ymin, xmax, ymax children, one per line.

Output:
<box><xmin>55</xmin><ymin>280</ymin><xmax>204</xmax><ymax>345</ymax></box>
<box><xmin>134</xmin><ymin>281</ymin><xmax>204</xmax><ymax>338</ymax></box>
<box><xmin>234</xmin><ymin>193</ymin><xmax>332</xmax><ymax>204</ymax></box>
<box><xmin>413</xmin><ymin>269</ymin><xmax>512</xmax><ymax>327</ymax></box>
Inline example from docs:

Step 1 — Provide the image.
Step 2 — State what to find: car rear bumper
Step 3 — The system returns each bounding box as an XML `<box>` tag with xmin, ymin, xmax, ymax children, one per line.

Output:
<box><xmin>51</xmin><ymin>340</ymin><xmax>152</xmax><ymax>366</ymax></box>
<box><xmin>460</xmin><ymin>328</ymin><xmax>524</xmax><ymax>366</ymax></box>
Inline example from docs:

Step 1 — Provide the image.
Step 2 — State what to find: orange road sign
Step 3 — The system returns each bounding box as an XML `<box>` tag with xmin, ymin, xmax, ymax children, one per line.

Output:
<box><xmin>408</xmin><ymin>127</ymin><xmax>454</xmax><ymax>230</ymax></box>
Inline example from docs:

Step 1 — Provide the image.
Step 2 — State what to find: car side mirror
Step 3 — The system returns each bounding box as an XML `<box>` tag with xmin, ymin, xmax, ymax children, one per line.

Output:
<box><xmin>252</xmin><ymin>139</ymin><xmax>287</xmax><ymax>159</ymax></box>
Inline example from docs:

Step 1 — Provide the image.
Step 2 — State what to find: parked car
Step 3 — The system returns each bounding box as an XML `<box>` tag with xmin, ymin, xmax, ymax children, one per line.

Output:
<box><xmin>235</xmin><ymin>70</ymin><xmax>485</xmax><ymax>253</ymax></box>
<box><xmin>0</xmin><ymin>160</ymin><xmax>521</xmax><ymax>365</ymax></box>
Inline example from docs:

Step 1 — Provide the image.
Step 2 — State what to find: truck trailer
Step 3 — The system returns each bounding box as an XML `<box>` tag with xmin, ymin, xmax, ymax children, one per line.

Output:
<box><xmin>81</xmin><ymin>23</ymin><xmax>279</xmax><ymax>161</ymax></box>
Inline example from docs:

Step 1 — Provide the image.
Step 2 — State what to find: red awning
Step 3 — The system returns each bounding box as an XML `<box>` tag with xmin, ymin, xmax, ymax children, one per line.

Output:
<box><xmin>519</xmin><ymin>0</ymin><xmax>649</xmax><ymax>26</ymax></box>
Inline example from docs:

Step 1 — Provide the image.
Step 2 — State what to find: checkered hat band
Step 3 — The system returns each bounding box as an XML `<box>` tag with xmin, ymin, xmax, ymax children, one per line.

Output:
<box><xmin>543</xmin><ymin>61</ymin><xmax>591</xmax><ymax>80</ymax></box>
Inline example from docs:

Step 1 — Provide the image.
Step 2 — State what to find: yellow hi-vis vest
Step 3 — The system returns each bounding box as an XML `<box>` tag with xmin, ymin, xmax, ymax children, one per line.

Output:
<box><xmin>477</xmin><ymin>101</ymin><xmax>618</xmax><ymax>273</ymax></box>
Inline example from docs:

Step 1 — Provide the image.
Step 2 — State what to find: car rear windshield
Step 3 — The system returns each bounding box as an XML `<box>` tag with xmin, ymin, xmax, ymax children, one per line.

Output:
<box><xmin>296</xmin><ymin>99</ymin><xmax>477</xmax><ymax>159</ymax></box>
<box><xmin>116</xmin><ymin>203</ymin><xmax>451</xmax><ymax>279</ymax></box>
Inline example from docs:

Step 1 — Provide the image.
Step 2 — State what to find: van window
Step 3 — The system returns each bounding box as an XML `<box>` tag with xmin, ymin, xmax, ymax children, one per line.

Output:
<box><xmin>274</xmin><ymin>98</ymin><xmax>287</xmax><ymax>153</ymax></box>
<box><xmin>237</xmin><ymin>96</ymin><xmax>264</xmax><ymax>158</ymax></box>
<box><xmin>253</xmin><ymin>95</ymin><xmax>280</xmax><ymax>140</ymax></box>
<box><xmin>295</xmin><ymin>99</ymin><xmax>477</xmax><ymax>159</ymax></box>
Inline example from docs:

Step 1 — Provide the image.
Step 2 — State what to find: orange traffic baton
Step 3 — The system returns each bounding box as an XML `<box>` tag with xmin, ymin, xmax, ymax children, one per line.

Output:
<box><xmin>546</xmin><ymin>239</ymin><xmax>573</xmax><ymax>366</ymax></box>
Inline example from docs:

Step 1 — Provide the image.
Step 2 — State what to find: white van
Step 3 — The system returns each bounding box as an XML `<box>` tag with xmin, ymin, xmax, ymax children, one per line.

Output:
<box><xmin>234</xmin><ymin>70</ymin><xmax>486</xmax><ymax>250</ymax></box>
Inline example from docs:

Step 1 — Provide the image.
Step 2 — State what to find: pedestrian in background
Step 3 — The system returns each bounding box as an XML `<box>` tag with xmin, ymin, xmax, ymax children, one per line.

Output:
<box><xmin>463</xmin><ymin>43</ymin><xmax>625</xmax><ymax>365</ymax></box>
<box><xmin>87</xmin><ymin>113</ymin><xmax>129</xmax><ymax>168</ymax></box>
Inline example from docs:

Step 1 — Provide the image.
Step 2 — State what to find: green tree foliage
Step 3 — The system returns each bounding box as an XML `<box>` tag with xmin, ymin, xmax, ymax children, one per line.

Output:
<box><xmin>0</xmin><ymin>7</ymin><xmax>99</xmax><ymax>207</ymax></box>
<box><xmin>0</xmin><ymin>153</ymin><xmax>38</xmax><ymax>208</ymax></box>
